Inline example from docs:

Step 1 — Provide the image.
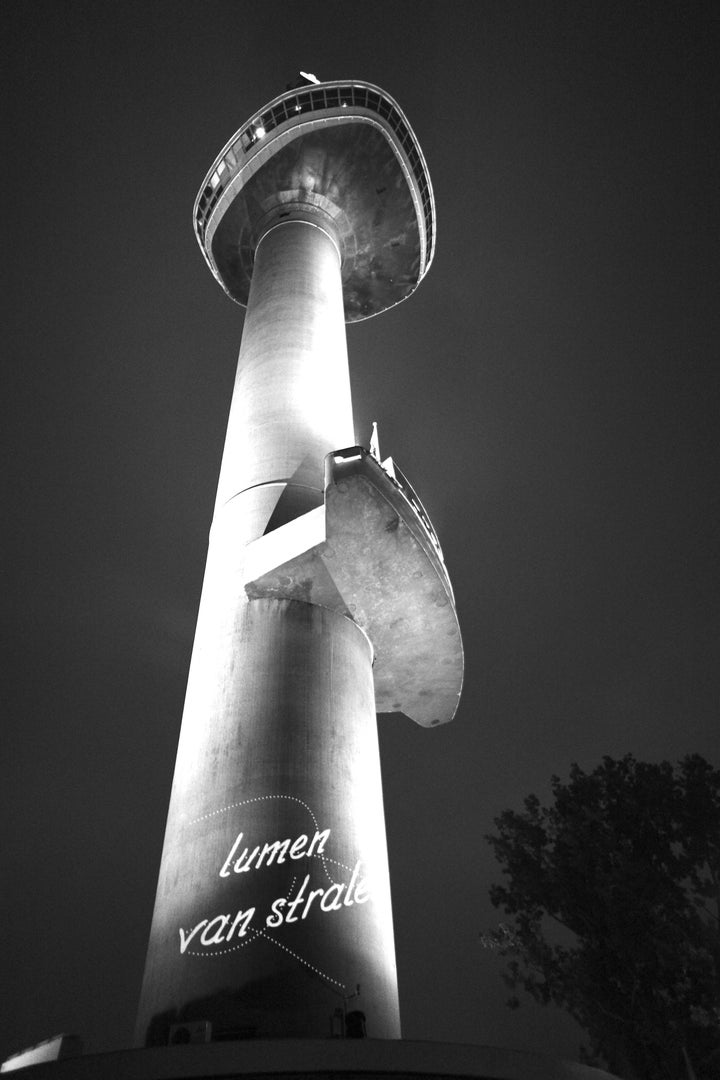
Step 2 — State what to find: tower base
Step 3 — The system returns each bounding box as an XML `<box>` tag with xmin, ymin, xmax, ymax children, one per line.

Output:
<box><xmin>1</xmin><ymin>1039</ymin><xmax>621</xmax><ymax>1080</ymax></box>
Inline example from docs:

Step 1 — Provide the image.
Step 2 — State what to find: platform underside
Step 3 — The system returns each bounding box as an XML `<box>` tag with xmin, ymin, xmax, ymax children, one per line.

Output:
<box><xmin>208</xmin><ymin>122</ymin><xmax>423</xmax><ymax>321</ymax></box>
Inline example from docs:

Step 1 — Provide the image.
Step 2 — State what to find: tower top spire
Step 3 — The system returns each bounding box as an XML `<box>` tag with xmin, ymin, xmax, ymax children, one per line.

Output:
<box><xmin>193</xmin><ymin>80</ymin><xmax>436</xmax><ymax>322</ymax></box>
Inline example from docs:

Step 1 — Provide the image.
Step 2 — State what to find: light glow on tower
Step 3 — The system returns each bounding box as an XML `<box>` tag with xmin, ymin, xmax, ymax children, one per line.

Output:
<box><xmin>135</xmin><ymin>78</ymin><xmax>462</xmax><ymax>1048</ymax></box>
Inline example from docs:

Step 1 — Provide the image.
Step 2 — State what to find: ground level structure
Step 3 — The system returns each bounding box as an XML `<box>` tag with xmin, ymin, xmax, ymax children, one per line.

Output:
<box><xmin>1</xmin><ymin>1039</ymin><xmax>620</xmax><ymax>1080</ymax></box>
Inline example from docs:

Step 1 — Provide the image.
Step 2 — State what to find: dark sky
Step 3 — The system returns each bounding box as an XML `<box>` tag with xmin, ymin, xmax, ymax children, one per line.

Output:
<box><xmin>2</xmin><ymin>0</ymin><xmax>718</xmax><ymax>1066</ymax></box>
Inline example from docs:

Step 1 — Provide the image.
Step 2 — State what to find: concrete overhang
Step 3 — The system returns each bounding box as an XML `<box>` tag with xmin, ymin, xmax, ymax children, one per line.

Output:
<box><xmin>194</xmin><ymin>81</ymin><xmax>435</xmax><ymax>321</ymax></box>
<box><xmin>244</xmin><ymin>449</ymin><xmax>463</xmax><ymax>727</ymax></box>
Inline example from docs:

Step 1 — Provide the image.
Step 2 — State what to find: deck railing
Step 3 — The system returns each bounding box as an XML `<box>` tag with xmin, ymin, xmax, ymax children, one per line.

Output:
<box><xmin>194</xmin><ymin>82</ymin><xmax>434</xmax><ymax>270</ymax></box>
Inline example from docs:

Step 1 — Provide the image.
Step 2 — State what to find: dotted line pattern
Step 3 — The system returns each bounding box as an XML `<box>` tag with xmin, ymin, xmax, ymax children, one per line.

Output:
<box><xmin>188</xmin><ymin>793</ymin><xmax>351</xmax><ymax>886</ymax></box>
<box><xmin>186</xmin><ymin>927</ymin><xmax>261</xmax><ymax>958</ymax></box>
<box><xmin>257</xmin><ymin>928</ymin><xmax>346</xmax><ymax>992</ymax></box>
<box><xmin>188</xmin><ymin>793</ymin><xmax>312</xmax><ymax>827</ymax></box>
<box><xmin>322</xmin><ymin>854</ymin><xmax>354</xmax><ymax>874</ymax></box>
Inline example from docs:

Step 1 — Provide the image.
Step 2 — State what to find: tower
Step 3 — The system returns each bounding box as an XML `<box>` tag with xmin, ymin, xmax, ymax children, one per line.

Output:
<box><xmin>135</xmin><ymin>77</ymin><xmax>463</xmax><ymax>1047</ymax></box>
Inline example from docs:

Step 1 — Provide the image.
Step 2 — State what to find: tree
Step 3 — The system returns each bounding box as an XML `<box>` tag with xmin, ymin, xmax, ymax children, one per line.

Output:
<box><xmin>483</xmin><ymin>755</ymin><xmax>720</xmax><ymax>1079</ymax></box>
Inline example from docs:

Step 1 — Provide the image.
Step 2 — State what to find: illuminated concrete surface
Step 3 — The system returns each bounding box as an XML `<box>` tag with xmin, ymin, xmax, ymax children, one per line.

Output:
<box><xmin>3</xmin><ymin>1040</ymin><xmax>621</xmax><ymax>1080</ymax></box>
<box><xmin>136</xmin><ymin>219</ymin><xmax>398</xmax><ymax>1044</ymax></box>
<box><xmin>136</xmin><ymin>81</ymin><xmax>461</xmax><ymax>1046</ymax></box>
<box><xmin>214</xmin><ymin>219</ymin><xmax>353</xmax><ymax>531</ymax></box>
<box><xmin>0</xmin><ymin>1036</ymin><xmax>81</xmax><ymax>1073</ymax></box>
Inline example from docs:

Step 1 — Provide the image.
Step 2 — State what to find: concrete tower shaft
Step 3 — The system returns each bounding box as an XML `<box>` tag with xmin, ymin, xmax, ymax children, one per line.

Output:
<box><xmin>135</xmin><ymin>592</ymin><xmax>400</xmax><ymax>1044</ymax></box>
<box><xmin>215</xmin><ymin>217</ymin><xmax>353</xmax><ymax>537</ymax></box>
<box><xmin>136</xmin><ymin>79</ymin><xmax>462</xmax><ymax>1048</ymax></box>
<box><xmin>136</xmin><ymin>202</ymin><xmax>401</xmax><ymax>1044</ymax></box>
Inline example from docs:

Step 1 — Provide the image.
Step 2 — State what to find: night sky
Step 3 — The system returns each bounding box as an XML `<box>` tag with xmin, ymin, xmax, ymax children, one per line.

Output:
<box><xmin>3</xmin><ymin>0</ymin><xmax>718</xmax><ymax>1066</ymax></box>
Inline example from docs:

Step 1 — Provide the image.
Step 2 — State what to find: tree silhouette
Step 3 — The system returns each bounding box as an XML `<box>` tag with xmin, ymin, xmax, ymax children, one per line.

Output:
<box><xmin>484</xmin><ymin>755</ymin><xmax>720</xmax><ymax>1079</ymax></box>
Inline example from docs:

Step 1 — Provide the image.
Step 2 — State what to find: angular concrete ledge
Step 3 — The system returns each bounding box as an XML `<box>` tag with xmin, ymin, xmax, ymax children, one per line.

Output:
<box><xmin>244</xmin><ymin>449</ymin><xmax>463</xmax><ymax>727</ymax></box>
<box><xmin>4</xmin><ymin>1039</ymin><xmax>620</xmax><ymax>1080</ymax></box>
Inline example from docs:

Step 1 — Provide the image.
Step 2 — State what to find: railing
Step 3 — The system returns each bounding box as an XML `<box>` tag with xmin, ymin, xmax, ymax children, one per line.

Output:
<box><xmin>194</xmin><ymin>82</ymin><xmax>435</xmax><ymax>270</ymax></box>
<box><xmin>389</xmin><ymin>458</ymin><xmax>446</xmax><ymax>568</ymax></box>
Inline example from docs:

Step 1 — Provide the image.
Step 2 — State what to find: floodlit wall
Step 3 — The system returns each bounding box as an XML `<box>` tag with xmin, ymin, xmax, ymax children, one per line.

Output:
<box><xmin>135</xmin><ymin>221</ymin><xmax>399</xmax><ymax>1044</ymax></box>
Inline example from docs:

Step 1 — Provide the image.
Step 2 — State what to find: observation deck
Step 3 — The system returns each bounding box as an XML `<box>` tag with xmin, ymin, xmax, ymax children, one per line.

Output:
<box><xmin>193</xmin><ymin>80</ymin><xmax>435</xmax><ymax>321</ymax></box>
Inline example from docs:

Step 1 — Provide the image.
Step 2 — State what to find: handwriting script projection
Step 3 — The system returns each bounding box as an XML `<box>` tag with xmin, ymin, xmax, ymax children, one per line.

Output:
<box><xmin>179</xmin><ymin>816</ymin><xmax>371</xmax><ymax>956</ymax></box>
